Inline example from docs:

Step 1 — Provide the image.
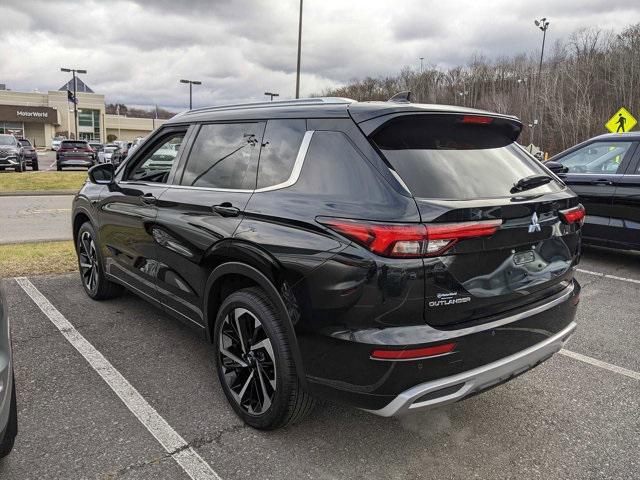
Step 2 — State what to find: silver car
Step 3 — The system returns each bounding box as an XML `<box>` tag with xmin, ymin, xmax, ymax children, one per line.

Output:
<box><xmin>0</xmin><ymin>285</ymin><xmax>16</xmax><ymax>458</ymax></box>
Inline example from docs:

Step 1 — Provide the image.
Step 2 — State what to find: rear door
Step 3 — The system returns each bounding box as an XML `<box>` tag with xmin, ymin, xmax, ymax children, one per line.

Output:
<box><xmin>368</xmin><ymin>113</ymin><xmax>582</xmax><ymax>327</ymax></box>
<box><xmin>154</xmin><ymin>121</ymin><xmax>264</xmax><ymax>326</ymax></box>
<box><xmin>610</xmin><ymin>146</ymin><xmax>640</xmax><ymax>249</ymax></box>
<box><xmin>554</xmin><ymin>139</ymin><xmax>637</xmax><ymax>245</ymax></box>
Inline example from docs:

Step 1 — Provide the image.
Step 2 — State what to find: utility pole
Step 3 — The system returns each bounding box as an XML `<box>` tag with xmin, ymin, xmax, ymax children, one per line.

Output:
<box><xmin>532</xmin><ymin>17</ymin><xmax>549</xmax><ymax>147</ymax></box>
<box><xmin>180</xmin><ymin>79</ymin><xmax>202</xmax><ymax>109</ymax></box>
<box><xmin>264</xmin><ymin>92</ymin><xmax>280</xmax><ymax>101</ymax></box>
<box><xmin>295</xmin><ymin>0</ymin><xmax>303</xmax><ymax>99</ymax></box>
<box><xmin>61</xmin><ymin>67</ymin><xmax>87</xmax><ymax>140</ymax></box>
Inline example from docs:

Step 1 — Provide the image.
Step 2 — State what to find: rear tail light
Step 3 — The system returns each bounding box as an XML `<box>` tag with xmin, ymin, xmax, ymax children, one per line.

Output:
<box><xmin>559</xmin><ymin>204</ymin><xmax>585</xmax><ymax>226</ymax></box>
<box><xmin>318</xmin><ymin>218</ymin><xmax>502</xmax><ymax>258</ymax></box>
<box><xmin>371</xmin><ymin>342</ymin><xmax>456</xmax><ymax>360</ymax></box>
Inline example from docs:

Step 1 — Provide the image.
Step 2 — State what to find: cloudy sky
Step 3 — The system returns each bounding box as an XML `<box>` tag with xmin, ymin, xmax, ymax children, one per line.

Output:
<box><xmin>2</xmin><ymin>0</ymin><xmax>639</xmax><ymax>110</ymax></box>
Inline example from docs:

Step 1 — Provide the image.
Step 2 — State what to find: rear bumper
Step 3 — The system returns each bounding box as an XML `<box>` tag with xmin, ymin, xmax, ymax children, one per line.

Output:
<box><xmin>366</xmin><ymin>320</ymin><xmax>576</xmax><ymax>416</ymax></box>
<box><xmin>58</xmin><ymin>158</ymin><xmax>94</xmax><ymax>167</ymax></box>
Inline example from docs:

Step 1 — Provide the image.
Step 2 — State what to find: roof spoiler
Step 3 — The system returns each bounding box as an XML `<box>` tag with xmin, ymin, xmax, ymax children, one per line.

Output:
<box><xmin>388</xmin><ymin>91</ymin><xmax>412</xmax><ymax>103</ymax></box>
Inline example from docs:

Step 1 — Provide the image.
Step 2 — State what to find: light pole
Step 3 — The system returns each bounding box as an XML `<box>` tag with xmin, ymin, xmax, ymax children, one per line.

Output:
<box><xmin>61</xmin><ymin>67</ymin><xmax>87</xmax><ymax>140</ymax></box>
<box><xmin>180</xmin><ymin>79</ymin><xmax>202</xmax><ymax>109</ymax></box>
<box><xmin>419</xmin><ymin>57</ymin><xmax>424</xmax><ymax>74</ymax></box>
<box><xmin>532</xmin><ymin>17</ymin><xmax>549</xmax><ymax>146</ymax></box>
<box><xmin>265</xmin><ymin>92</ymin><xmax>280</xmax><ymax>101</ymax></box>
<box><xmin>295</xmin><ymin>0</ymin><xmax>303</xmax><ymax>99</ymax></box>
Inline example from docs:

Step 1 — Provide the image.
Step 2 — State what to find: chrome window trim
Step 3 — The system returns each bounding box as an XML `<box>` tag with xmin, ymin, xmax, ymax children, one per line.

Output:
<box><xmin>119</xmin><ymin>130</ymin><xmax>316</xmax><ymax>194</ymax></box>
<box><xmin>254</xmin><ymin>130</ymin><xmax>314</xmax><ymax>193</ymax></box>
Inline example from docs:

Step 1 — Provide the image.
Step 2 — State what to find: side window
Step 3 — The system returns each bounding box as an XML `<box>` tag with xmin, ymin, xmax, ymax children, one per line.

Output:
<box><xmin>127</xmin><ymin>132</ymin><xmax>185</xmax><ymax>183</ymax></box>
<box><xmin>181</xmin><ymin>123</ymin><xmax>260</xmax><ymax>190</ymax></box>
<box><xmin>558</xmin><ymin>141</ymin><xmax>634</xmax><ymax>174</ymax></box>
<box><xmin>257</xmin><ymin>119</ymin><xmax>306</xmax><ymax>189</ymax></box>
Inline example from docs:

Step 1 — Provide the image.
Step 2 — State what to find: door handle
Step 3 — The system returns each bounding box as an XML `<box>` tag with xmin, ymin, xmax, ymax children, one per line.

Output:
<box><xmin>141</xmin><ymin>193</ymin><xmax>157</xmax><ymax>205</ymax></box>
<box><xmin>212</xmin><ymin>202</ymin><xmax>240</xmax><ymax>217</ymax></box>
<box><xmin>590</xmin><ymin>179</ymin><xmax>613</xmax><ymax>186</ymax></box>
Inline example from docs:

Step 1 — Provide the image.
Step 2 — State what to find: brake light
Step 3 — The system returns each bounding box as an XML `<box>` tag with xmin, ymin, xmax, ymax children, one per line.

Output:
<box><xmin>371</xmin><ymin>342</ymin><xmax>456</xmax><ymax>360</ymax></box>
<box><xmin>319</xmin><ymin>218</ymin><xmax>502</xmax><ymax>257</ymax></box>
<box><xmin>559</xmin><ymin>204</ymin><xmax>585</xmax><ymax>226</ymax></box>
<box><xmin>461</xmin><ymin>115</ymin><xmax>494</xmax><ymax>124</ymax></box>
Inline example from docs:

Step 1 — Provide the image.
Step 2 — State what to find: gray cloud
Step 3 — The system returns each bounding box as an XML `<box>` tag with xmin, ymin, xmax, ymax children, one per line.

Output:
<box><xmin>1</xmin><ymin>0</ymin><xmax>639</xmax><ymax>110</ymax></box>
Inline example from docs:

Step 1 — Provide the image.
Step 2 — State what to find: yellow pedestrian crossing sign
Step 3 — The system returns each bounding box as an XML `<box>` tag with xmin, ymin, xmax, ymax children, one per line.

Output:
<box><xmin>605</xmin><ymin>107</ymin><xmax>637</xmax><ymax>133</ymax></box>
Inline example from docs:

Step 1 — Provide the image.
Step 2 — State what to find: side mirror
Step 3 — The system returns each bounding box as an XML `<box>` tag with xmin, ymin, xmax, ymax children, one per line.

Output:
<box><xmin>88</xmin><ymin>163</ymin><xmax>115</xmax><ymax>185</ymax></box>
<box><xmin>544</xmin><ymin>161</ymin><xmax>568</xmax><ymax>175</ymax></box>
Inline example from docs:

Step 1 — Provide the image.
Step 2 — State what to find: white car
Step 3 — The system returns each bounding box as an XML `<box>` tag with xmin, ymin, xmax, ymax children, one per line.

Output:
<box><xmin>51</xmin><ymin>138</ymin><xmax>65</xmax><ymax>151</ymax></box>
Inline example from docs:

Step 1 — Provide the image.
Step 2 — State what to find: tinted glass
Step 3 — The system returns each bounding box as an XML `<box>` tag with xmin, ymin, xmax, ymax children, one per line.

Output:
<box><xmin>61</xmin><ymin>141</ymin><xmax>87</xmax><ymax>148</ymax></box>
<box><xmin>257</xmin><ymin>119</ymin><xmax>306</xmax><ymax>189</ymax></box>
<box><xmin>127</xmin><ymin>133</ymin><xmax>185</xmax><ymax>183</ymax></box>
<box><xmin>19</xmin><ymin>140</ymin><xmax>31</xmax><ymax>146</ymax></box>
<box><xmin>371</xmin><ymin>115</ymin><xmax>560</xmax><ymax>199</ymax></box>
<box><xmin>181</xmin><ymin>123</ymin><xmax>260</xmax><ymax>190</ymax></box>
<box><xmin>557</xmin><ymin>141</ymin><xmax>633</xmax><ymax>174</ymax></box>
<box><xmin>0</xmin><ymin>136</ymin><xmax>15</xmax><ymax>145</ymax></box>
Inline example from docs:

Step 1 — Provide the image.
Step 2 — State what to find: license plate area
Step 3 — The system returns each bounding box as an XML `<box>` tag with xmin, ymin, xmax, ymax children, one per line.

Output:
<box><xmin>513</xmin><ymin>250</ymin><xmax>535</xmax><ymax>265</ymax></box>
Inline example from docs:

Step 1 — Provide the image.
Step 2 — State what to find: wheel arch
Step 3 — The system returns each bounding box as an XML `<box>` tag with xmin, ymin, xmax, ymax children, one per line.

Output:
<box><xmin>204</xmin><ymin>261</ymin><xmax>307</xmax><ymax>387</ymax></box>
<box><xmin>72</xmin><ymin>208</ymin><xmax>93</xmax><ymax>245</ymax></box>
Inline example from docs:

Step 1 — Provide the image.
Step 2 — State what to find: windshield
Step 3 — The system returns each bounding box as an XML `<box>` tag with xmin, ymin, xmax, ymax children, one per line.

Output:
<box><xmin>19</xmin><ymin>140</ymin><xmax>31</xmax><ymax>146</ymax></box>
<box><xmin>371</xmin><ymin>114</ymin><xmax>562</xmax><ymax>199</ymax></box>
<box><xmin>0</xmin><ymin>136</ymin><xmax>16</xmax><ymax>146</ymax></box>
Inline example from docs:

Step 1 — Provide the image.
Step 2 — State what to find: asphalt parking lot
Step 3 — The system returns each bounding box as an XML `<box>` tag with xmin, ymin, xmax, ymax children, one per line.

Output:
<box><xmin>0</xmin><ymin>246</ymin><xmax>638</xmax><ymax>480</ymax></box>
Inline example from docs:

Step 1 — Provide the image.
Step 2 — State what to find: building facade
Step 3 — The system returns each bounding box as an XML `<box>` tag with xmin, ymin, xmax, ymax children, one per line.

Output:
<box><xmin>0</xmin><ymin>81</ymin><xmax>167</xmax><ymax>148</ymax></box>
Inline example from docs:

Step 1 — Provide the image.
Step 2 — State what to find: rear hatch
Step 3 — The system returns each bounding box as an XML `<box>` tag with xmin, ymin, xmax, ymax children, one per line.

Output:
<box><xmin>368</xmin><ymin>113</ymin><xmax>582</xmax><ymax>328</ymax></box>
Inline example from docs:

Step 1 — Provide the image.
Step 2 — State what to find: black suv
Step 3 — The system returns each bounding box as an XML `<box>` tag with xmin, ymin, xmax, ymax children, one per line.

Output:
<box><xmin>72</xmin><ymin>97</ymin><xmax>582</xmax><ymax>429</ymax></box>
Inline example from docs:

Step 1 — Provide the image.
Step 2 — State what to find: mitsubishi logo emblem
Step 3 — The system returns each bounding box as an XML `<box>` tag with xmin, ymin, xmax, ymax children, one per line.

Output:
<box><xmin>528</xmin><ymin>212</ymin><xmax>541</xmax><ymax>233</ymax></box>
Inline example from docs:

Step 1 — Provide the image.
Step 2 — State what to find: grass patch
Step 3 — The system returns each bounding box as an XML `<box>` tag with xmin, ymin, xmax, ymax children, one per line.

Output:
<box><xmin>0</xmin><ymin>241</ymin><xmax>77</xmax><ymax>278</ymax></box>
<box><xmin>0</xmin><ymin>172</ymin><xmax>87</xmax><ymax>193</ymax></box>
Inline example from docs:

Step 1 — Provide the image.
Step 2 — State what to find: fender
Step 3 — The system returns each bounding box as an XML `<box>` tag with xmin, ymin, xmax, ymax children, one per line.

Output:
<box><xmin>204</xmin><ymin>262</ymin><xmax>307</xmax><ymax>387</ymax></box>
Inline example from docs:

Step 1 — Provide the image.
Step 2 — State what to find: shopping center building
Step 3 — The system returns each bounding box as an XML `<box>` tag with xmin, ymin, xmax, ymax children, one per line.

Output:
<box><xmin>0</xmin><ymin>79</ymin><xmax>167</xmax><ymax>149</ymax></box>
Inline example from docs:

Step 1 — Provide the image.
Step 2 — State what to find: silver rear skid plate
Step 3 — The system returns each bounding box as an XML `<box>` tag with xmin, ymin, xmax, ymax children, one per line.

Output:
<box><xmin>366</xmin><ymin>321</ymin><xmax>577</xmax><ymax>417</ymax></box>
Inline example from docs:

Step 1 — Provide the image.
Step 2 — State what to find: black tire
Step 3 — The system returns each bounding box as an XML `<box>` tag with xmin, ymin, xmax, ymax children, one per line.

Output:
<box><xmin>31</xmin><ymin>161</ymin><xmax>39</xmax><ymax>171</ymax></box>
<box><xmin>0</xmin><ymin>373</ymin><xmax>17</xmax><ymax>459</ymax></box>
<box><xmin>57</xmin><ymin>165</ymin><xmax>62</xmax><ymax>171</ymax></box>
<box><xmin>76</xmin><ymin>222</ymin><xmax>122</xmax><ymax>300</ymax></box>
<box><xmin>214</xmin><ymin>287</ymin><xmax>315</xmax><ymax>430</ymax></box>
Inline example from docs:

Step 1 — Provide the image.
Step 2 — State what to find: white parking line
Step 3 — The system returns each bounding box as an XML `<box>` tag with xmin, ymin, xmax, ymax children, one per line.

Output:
<box><xmin>560</xmin><ymin>349</ymin><xmax>640</xmax><ymax>381</ymax></box>
<box><xmin>576</xmin><ymin>268</ymin><xmax>640</xmax><ymax>285</ymax></box>
<box><xmin>15</xmin><ymin>277</ymin><xmax>222</xmax><ymax>480</ymax></box>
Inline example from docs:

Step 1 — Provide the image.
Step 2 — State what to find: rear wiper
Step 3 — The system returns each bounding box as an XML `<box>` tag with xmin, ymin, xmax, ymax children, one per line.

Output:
<box><xmin>511</xmin><ymin>174</ymin><xmax>552</xmax><ymax>193</ymax></box>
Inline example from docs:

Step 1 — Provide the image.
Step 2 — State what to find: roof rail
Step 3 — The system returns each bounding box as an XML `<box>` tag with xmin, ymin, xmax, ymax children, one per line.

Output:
<box><xmin>183</xmin><ymin>97</ymin><xmax>354</xmax><ymax>116</ymax></box>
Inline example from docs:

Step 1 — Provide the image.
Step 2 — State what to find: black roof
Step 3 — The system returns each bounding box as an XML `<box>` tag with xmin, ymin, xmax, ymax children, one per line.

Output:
<box><xmin>165</xmin><ymin>97</ymin><xmax>521</xmax><ymax>127</ymax></box>
<box><xmin>59</xmin><ymin>77</ymin><xmax>95</xmax><ymax>94</ymax></box>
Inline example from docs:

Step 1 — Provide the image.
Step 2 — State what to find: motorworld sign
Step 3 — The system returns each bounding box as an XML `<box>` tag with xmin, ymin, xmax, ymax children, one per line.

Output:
<box><xmin>0</xmin><ymin>104</ymin><xmax>57</xmax><ymax>124</ymax></box>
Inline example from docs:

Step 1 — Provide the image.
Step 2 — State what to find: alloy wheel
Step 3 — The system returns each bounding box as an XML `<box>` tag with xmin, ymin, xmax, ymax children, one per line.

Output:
<box><xmin>218</xmin><ymin>308</ymin><xmax>277</xmax><ymax>415</ymax></box>
<box><xmin>79</xmin><ymin>231</ymin><xmax>99</xmax><ymax>292</ymax></box>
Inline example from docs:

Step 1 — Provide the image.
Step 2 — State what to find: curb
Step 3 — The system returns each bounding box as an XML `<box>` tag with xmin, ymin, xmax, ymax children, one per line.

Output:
<box><xmin>0</xmin><ymin>190</ymin><xmax>78</xmax><ymax>196</ymax></box>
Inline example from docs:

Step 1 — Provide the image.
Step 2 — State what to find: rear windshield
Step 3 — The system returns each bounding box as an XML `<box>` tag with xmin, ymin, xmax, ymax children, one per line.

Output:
<box><xmin>61</xmin><ymin>141</ymin><xmax>87</xmax><ymax>148</ymax></box>
<box><xmin>371</xmin><ymin>114</ymin><xmax>561</xmax><ymax>199</ymax></box>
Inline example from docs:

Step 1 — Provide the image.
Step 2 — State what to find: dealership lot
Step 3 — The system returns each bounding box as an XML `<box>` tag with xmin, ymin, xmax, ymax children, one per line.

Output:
<box><xmin>0</xmin><ymin>247</ymin><xmax>638</xmax><ymax>480</ymax></box>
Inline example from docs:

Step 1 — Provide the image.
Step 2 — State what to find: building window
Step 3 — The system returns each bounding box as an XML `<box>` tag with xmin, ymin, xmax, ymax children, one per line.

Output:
<box><xmin>77</xmin><ymin>109</ymin><xmax>101</xmax><ymax>141</ymax></box>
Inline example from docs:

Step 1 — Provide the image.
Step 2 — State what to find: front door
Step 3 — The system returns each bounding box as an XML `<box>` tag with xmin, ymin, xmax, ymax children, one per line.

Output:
<box><xmin>557</xmin><ymin>140</ymin><xmax>637</xmax><ymax>246</ymax></box>
<box><xmin>610</xmin><ymin>148</ymin><xmax>640</xmax><ymax>249</ymax></box>
<box><xmin>97</xmin><ymin>127</ymin><xmax>189</xmax><ymax>302</ymax></box>
<box><xmin>154</xmin><ymin>122</ymin><xmax>265</xmax><ymax>326</ymax></box>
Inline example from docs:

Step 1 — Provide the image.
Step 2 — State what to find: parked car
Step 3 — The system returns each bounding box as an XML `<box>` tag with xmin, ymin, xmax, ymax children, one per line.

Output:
<box><xmin>547</xmin><ymin>132</ymin><xmax>640</xmax><ymax>251</ymax></box>
<box><xmin>0</xmin><ymin>134</ymin><xmax>26</xmax><ymax>172</ymax></box>
<box><xmin>127</xmin><ymin>136</ymin><xmax>146</xmax><ymax>157</ymax></box>
<box><xmin>73</xmin><ymin>97</ymin><xmax>582</xmax><ymax>430</ymax></box>
<box><xmin>51</xmin><ymin>137</ymin><xmax>65</xmax><ymax>151</ymax></box>
<box><xmin>89</xmin><ymin>142</ymin><xmax>104</xmax><ymax>159</ymax></box>
<box><xmin>0</xmin><ymin>285</ymin><xmax>17</xmax><ymax>458</ymax></box>
<box><xmin>18</xmin><ymin>138</ymin><xmax>39</xmax><ymax>171</ymax></box>
<box><xmin>100</xmin><ymin>144</ymin><xmax>125</xmax><ymax>166</ymax></box>
<box><xmin>56</xmin><ymin>140</ymin><xmax>97</xmax><ymax>171</ymax></box>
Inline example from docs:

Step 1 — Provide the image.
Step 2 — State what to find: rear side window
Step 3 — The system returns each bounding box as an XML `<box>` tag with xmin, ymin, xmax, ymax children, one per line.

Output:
<box><xmin>371</xmin><ymin>114</ymin><xmax>560</xmax><ymax>199</ymax></box>
<box><xmin>181</xmin><ymin>123</ymin><xmax>261</xmax><ymax>190</ymax></box>
<box><xmin>257</xmin><ymin>119</ymin><xmax>306</xmax><ymax>189</ymax></box>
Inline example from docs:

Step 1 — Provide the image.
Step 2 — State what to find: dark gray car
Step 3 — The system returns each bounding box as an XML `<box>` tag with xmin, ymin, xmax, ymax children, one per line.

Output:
<box><xmin>0</xmin><ymin>285</ymin><xmax>17</xmax><ymax>458</ymax></box>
